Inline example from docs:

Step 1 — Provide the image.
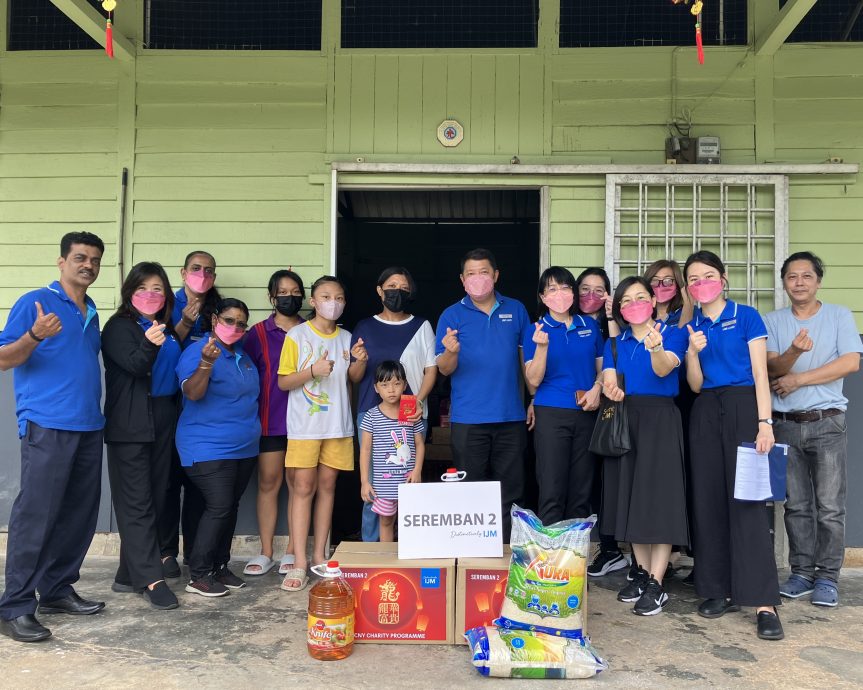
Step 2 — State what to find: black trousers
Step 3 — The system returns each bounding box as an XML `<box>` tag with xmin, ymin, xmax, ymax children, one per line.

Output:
<box><xmin>689</xmin><ymin>386</ymin><xmax>780</xmax><ymax>607</ymax></box>
<box><xmin>160</xmin><ymin>444</ymin><xmax>205</xmax><ymax>561</ymax></box>
<box><xmin>0</xmin><ymin>423</ymin><xmax>103</xmax><ymax>619</ymax></box>
<box><xmin>183</xmin><ymin>458</ymin><xmax>256</xmax><ymax>581</ymax></box>
<box><xmin>451</xmin><ymin>421</ymin><xmax>526</xmax><ymax>541</ymax></box>
<box><xmin>533</xmin><ymin>406</ymin><xmax>596</xmax><ymax>524</ymax></box>
<box><xmin>107</xmin><ymin>396</ymin><xmax>176</xmax><ymax>590</ymax></box>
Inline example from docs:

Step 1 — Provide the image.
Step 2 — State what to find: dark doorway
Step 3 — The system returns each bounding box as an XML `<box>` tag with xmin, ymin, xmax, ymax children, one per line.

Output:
<box><xmin>332</xmin><ymin>187</ymin><xmax>542</xmax><ymax>541</ymax></box>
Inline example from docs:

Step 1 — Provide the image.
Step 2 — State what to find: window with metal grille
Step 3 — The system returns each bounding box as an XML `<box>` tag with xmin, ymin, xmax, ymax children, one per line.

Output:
<box><xmin>782</xmin><ymin>0</ymin><xmax>863</xmax><ymax>43</ymax></box>
<box><xmin>8</xmin><ymin>0</ymin><xmax>104</xmax><ymax>51</ymax></box>
<box><xmin>341</xmin><ymin>0</ymin><xmax>539</xmax><ymax>49</ymax></box>
<box><xmin>144</xmin><ymin>0</ymin><xmax>321</xmax><ymax>50</ymax></box>
<box><xmin>604</xmin><ymin>175</ymin><xmax>789</xmax><ymax>312</ymax></box>
<box><xmin>560</xmin><ymin>0</ymin><xmax>747</xmax><ymax>48</ymax></box>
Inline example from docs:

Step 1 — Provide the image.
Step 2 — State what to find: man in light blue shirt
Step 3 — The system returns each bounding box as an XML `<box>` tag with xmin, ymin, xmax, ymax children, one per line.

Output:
<box><xmin>766</xmin><ymin>251</ymin><xmax>862</xmax><ymax>608</ymax></box>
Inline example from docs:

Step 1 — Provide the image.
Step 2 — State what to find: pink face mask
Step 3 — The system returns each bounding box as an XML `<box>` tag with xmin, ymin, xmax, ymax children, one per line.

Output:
<box><xmin>653</xmin><ymin>284</ymin><xmax>678</xmax><ymax>304</ymax></box>
<box><xmin>688</xmin><ymin>279</ymin><xmax>724</xmax><ymax>304</ymax></box>
<box><xmin>579</xmin><ymin>293</ymin><xmax>605</xmax><ymax>315</ymax></box>
<box><xmin>185</xmin><ymin>271</ymin><xmax>215</xmax><ymax>294</ymax></box>
<box><xmin>131</xmin><ymin>291</ymin><xmax>165</xmax><ymax>316</ymax></box>
<box><xmin>542</xmin><ymin>291</ymin><xmax>574</xmax><ymax>315</ymax></box>
<box><xmin>620</xmin><ymin>301</ymin><xmax>654</xmax><ymax>325</ymax></box>
<box><xmin>316</xmin><ymin>299</ymin><xmax>345</xmax><ymax>321</ymax></box>
<box><xmin>464</xmin><ymin>274</ymin><xmax>495</xmax><ymax>301</ymax></box>
<box><xmin>214</xmin><ymin>321</ymin><xmax>243</xmax><ymax>345</ymax></box>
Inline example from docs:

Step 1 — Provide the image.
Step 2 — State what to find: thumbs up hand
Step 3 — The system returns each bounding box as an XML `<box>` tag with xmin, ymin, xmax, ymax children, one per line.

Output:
<box><xmin>687</xmin><ymin>324</ymin><xmax>707</xmax><ymax>354</ymax></box>
<box><xmin>311</xmin><ymin>349</ymin><xmax>335</xmax><ymax>378</ymax></box>
<box><xmin>532</xmin><ymin>322</ymin><xmax>549</xmax><ymax>347</ymax></box>
<box><xmin>442</xmin><ymin>327</ymin><xmax>460</xmax><ymax>354</ymax></box>
<box><xmin>643</xmin><ymin>321</ymin><xmax>664</xmax><ymax>351</ymax></box>
<box><xmin>144</xmin><ymin>319</ymin><xmax>167</xmax><ymax>346</ymax></box>
<box><xmin>351</xmin><ymin>337</ymin><xmax>368</xmax><ymax>363</ymax></box>
<box><xmin>791</xmin><ymin>328</ymin><xmax>814</xmax><ymax>355</ymax></box>
<box><xmin>30</xmin><ymin>301</ymin><xmax>62</xmax><ymax>341</ymax></box>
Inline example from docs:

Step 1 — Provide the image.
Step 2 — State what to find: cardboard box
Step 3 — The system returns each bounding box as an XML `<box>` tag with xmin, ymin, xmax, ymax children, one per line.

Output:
<box><xmin>333</xmin><ymin>543</ymin><xmax>455</xmax><ymax>644</ymax></box>
<box><xmin>430</xmin><ymin>426</ymin><xmax>451</xmax><ymax>445</ymax></box>
<box><xmin>454</xmin><ymin>548</ymin><xmax>512</xmax><ymax>645</ymax></box>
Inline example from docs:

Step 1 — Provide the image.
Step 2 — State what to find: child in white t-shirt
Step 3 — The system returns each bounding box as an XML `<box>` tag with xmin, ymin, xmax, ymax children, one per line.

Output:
<box><xmin>360</xmin><ymin>361</ymin><xmax>425</xmax><ymax>542</ymax></box>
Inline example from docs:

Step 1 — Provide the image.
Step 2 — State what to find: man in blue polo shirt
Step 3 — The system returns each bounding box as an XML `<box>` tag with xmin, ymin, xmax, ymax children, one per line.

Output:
<box><xmin>0</xmin><ymin>232</ymin><xmax>106</xmax><ymax>643</ymax></box>
<box><xmin>436</xmin><ymin>248</ymin><xmax>532</xmax><ymax>540</ymax></box>
<box><xmin>766</xmin><ymin>251</ymin><xmax>862</xmax><ymax>607</ymax></box>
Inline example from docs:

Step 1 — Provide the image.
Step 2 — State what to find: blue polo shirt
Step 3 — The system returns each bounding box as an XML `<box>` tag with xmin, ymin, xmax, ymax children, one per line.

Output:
<box><xmin>602</xmin><ymin>323</ymin><xmax>689</xmax><ymax>397</ymax></box>
<box><xmin>523</xmin><ymin>314</ymin><xmax>604</xmax><ymax>410</ymax></box>
<box><xmin>435</xmin><ymin>293</ymin><xmax>531</xmax><ymax>424</ymax></box>
<box><xmin>137</xmin><ymin>317</ymin><xmax>181</xmax><ymax>397</ymax></box>
<box><xmin>0</xmin><ymin>281</ymin><xmax>103</xmax><ymax>436</ymax></box>
<box><xmin>663</xmin><ymin>307</ymin><xmax>683</xmax><ymax>327</ymax></box>
<box><xmin>172</xmin><ymin>287</ymin><xmax>207</xmax><ymax>347</ymax></box>
<box><xmin>175</xmin><ymin>335</ymin><xmax>261</xmax><ymax>466</ymax></box>
<box><xmin>687</xmin><ymin>300</ymin><xmax>767</xmax><ymax>389</ymax></box>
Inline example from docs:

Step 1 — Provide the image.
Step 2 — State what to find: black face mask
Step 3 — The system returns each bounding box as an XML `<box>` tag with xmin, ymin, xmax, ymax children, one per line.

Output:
<box><xmin>382</xmin><ymin>288</ymin><xmax>412</xmax><ymax>313</ymax></box>
<box><xmin>274</xmin><ymin>295</ymin><xmax>303</xmax><ymax>317</ymax></box>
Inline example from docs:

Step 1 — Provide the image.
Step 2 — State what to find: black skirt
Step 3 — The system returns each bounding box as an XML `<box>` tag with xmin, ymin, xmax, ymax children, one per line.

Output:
<box><xmin>602</xmin><ymin>395</ymin><xmax>689</xmax><ymax>546</ymax></box>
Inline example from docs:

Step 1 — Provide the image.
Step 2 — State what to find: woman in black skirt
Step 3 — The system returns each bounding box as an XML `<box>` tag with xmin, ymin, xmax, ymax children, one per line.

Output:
<box><xmin>600</xmin><ymin>276</ymin><xmax>690</xmax><ymax>616</ymax></box>
<box><xmin>683</xmin><ymin>250</ymin><xmax>783</xmax><ymax>641</ymax></box>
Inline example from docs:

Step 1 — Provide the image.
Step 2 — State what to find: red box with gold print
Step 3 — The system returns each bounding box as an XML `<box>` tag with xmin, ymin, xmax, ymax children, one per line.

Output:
<box><xmin>334</xmin><ymin>542</ymin><xmax>454</xmax><ymax>644</ymax></box>
<box><xmin>454</xmin><ymin>548</ymin><xmax>511</xmax><ymax>645</ymax></box>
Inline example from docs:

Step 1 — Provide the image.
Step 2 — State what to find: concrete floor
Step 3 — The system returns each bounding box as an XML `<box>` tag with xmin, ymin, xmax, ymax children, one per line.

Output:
<box><xmin>1</xmin><ymin>557</ymin><xmax>862</xmax><ymax>689</ymax></box>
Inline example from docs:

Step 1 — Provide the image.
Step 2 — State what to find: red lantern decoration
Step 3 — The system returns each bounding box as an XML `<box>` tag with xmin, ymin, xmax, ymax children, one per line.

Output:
<box><xmin>102</xmin><ymin>0</ymin><xmax>117</xmax><ymax>59</ymax></box>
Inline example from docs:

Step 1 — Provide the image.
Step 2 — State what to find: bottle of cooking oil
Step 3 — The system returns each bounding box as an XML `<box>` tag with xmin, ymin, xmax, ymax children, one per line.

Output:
<box><xmin>307</xmin><ymin>561</ymin><xmax>354</xmax><ymax>660</ymax></box>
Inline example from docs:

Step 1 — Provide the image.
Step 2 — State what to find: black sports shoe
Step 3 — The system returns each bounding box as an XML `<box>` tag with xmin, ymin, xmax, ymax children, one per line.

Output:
<box><xmin>142</xmin><ymin>581</ymin><xmax>180</xmax><ymax>610</ymax></box>
<box><xmin>185</xmin><ymin>575</ymin><xmax>229</xmax><ymax>598</ymax></box>
<box><xmin>588</xmin><ymin>551</ymin><xmax>629</xmax><ymax>577</ymax></box>
<box><xmin>633</xmin><ymin>578</ymin><xmax>669</xmax><ymax>616</ymax></box>
<box><xmin>618</xmin><ymin>567</ymin><xmax>649</xmax><ymax>602</ymax></box>
<box><xmin>627</xmin><ymin>558</ymin><xmax>639</xmax><ymax>581</ymax></box>
<box><xmin>214</xmin><ymin>565</ymin><xmax>246</xmax><ymax>590</ymax></box>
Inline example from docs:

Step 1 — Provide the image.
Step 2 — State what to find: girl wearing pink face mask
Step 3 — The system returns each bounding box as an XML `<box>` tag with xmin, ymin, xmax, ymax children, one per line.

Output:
<box><xmin>175</xmin><ymin>298</ymin><xmax>260</xmax><ymax>598</ymax></box>
<box><xmin>682</xmin><ymin>251</ymin><xmax>783</xmax><ymax>641</ymax></box>
<box><xmin>277</xmin><ymin>276</ymin><xmax>355</xmax><ymax>591</ymax></box>
<box><xmin>102</xmin><ymin>262</ymin><xmax>182</xmax><ymax>610</ymax></box>
<box><xmin>173</xmin><ymin>250</ymin><xmax>222</xmax><ymax>346</ymax></box>
<box><xmin>575</xmin><ymin>267</ymin><xmax>613</xmax><ymax>340</ymax></box>
<box><xmin>523</xmin><ymin>267</ymin><xmax>605</xmax><ymax>527</ymax></box>
<box><xmin>600</xmin><ymin>276</ymin><xmax>690</xmax><ymax>616</ymax></box>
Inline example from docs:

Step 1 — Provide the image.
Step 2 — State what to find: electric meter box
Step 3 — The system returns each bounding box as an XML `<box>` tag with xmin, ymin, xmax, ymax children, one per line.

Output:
<box><xmin>696</xmin><ymin>136</ymin><xmax>721</xmax><ymax>164</ymax></box>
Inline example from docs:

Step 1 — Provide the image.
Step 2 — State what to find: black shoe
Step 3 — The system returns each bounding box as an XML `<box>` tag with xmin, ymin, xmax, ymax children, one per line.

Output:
<box><xmin>38</xmin><ymin>592</ymin><xmax>105</xmax><ymax>616</ymax></box>
<box><xmin>697</xmin><ymin>598</ymin><xmax>740</xmax><ymax>619</ymax></box>
<box><xmin>633</xmin><ymin>578</ymin><xmax>669</xmax><ymax>616</ymax></box>
<box><xmin>627</xmin><ymin>558</ymin><xmax>640</xmax><ymax>582</ymax></box>
<box><xmin>0</xmin><ymin>614</ymin><xmax>52</xmax><ymax>643</ymax></box>
<box><xmin>142</xmin><ymin>581</ymin><xmax>180</xmax><ymax>610</ymax></box>
<box><xmin>214</xmin><ymin>565</ymin><xmax>246</xmax><ymax>590</ymax></box>
<box><xmin>161</xmin><ymin>556</ymin><xmax>181</xmax><ymax>580</ymax></box>
<box><xmin>757</xmin><ymin>608</ymin><xmax>784</xmax><ymax>640</ymax></box>
<box><xmin>588</xmin><ymin>551</ymin><xmax>629</xmax><ymax>577</ymax></box>
<box><xmin>111</xmin><ymin>581</ymin><xmax>137</xmax><ymax>593</ymax></box>
<box><xmin>185</xmin><ymin>575</ymin><xmax>229</xmax><ymax>598</ymax></box>
<box><xmin>618</xmin><ymin>567</ymin><xmax>650</xmax><ymax>602</ymax></box>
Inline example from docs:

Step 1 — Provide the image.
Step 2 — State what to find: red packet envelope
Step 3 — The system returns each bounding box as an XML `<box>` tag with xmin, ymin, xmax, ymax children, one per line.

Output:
<box><xmin>398</xmin><ymin>395</ymin><xmax>417</xmax><ymax>424</ymax></box>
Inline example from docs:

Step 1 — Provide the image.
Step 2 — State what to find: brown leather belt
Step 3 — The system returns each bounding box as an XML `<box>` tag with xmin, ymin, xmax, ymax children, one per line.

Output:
<box><xmin>772</xmin><ymin>408</ymin><xmax>843</xmax><ymax>423</ymax></box>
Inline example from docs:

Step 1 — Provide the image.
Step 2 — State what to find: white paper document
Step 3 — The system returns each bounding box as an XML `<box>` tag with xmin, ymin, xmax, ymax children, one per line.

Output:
<box><xmin>734</xmin><ymin>445</ymin><xmax>773</xmax><ymax>501</ymax></box>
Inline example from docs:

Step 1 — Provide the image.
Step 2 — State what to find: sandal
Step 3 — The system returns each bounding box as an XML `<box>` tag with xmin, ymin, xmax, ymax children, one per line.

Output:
<box><xmin>811</xmin><ymin>579</ymin><xmax>839</xmax><ymax>607</ymax></box>
<box><xmin>278</xmin><ymin>553</ymin><xmax>296</xmax><ymax>575</ymax></box>
<box><xmin>280</xmin><ymin>568</ymin><xmax>309</xmax><ymax>592</ymax></box>
<box><xmin>243</xmin><ymin>555</ymin><xmax>277</xmax><ymax>576</ymax></box>
<box><xmin>779</xmin><ymin>574</ymin><xmax>814</xmax><ymax>599</ymax></box>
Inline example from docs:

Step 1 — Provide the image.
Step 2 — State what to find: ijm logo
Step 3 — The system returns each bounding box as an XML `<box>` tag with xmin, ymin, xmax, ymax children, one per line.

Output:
<box><xmin>421</xmin><ymin>568</ymin><xmax>441</xmax><ymax>588</ymax></box>
<box><xmin>483</xmin><ymin>529</ymin><xmax>497</xmax><ymax>538</ymax></box>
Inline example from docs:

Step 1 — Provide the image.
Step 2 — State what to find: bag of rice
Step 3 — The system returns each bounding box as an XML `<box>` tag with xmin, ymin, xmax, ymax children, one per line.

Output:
<box><xmin>464</xmin><ymin>625</ymin><xmax>608</xmax><ymax>679</ymax></box>
<box><xmin>495</xmin><ymin>505</ymin><xmax>595</xmax><ymax>639</ymax></box>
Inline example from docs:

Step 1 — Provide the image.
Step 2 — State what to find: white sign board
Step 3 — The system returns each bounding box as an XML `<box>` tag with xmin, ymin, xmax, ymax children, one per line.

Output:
<box><xmin>397</xmin><ymin>481</ymin><xmax>503</xmax><ymax>559</ymax></box>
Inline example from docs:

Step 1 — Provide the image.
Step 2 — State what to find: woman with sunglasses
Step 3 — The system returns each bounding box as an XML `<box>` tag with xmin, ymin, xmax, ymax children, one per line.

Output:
<box><xmin>175</xmin><ymin>298</ymin><xmax>260</xmax><ymax>597</ymax></box>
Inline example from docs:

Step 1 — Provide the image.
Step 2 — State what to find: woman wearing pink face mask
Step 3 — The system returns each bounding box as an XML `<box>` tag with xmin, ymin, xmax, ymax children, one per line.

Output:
<box><xmin>277</xmin><ymin>276</ymin><xmax>354</xmax><ymax>591</ymax></box>
<box><xmin>523</xmin><ymin>267</ymin><xmax>605</xmax><ymax>526</ymax></box>
<box><xmin>575</xmin><ymin>267</ymin><xmax>613</xmax><ymax>339</ymax></box>
<box><xmin>175</xmin><ymin>298</ymin><xmax>260</xmax><ymax>598</ymax></box>
<box><xmin>682</xmin><ymin>250</ymin><xmax>783</xmax><ymax>641</ymax></box>
<box><xmin>172</xmin><ymin>250</ymin><xmax>222</xmax><ymax>346</ymax></box>
<box><xmin>102</xmin><ymin>262</ymin><xmax>182</xmax><ymax>610</ymax></box>
<box><xmin>600</xmin><ymin>276</ymin><xmax>690</xmax><ymax>616</ymax></box>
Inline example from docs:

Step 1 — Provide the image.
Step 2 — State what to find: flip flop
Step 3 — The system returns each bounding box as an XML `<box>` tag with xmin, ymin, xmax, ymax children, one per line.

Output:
<box><xmin>243</xmin><ymin>555</ymin><xmax>277</xmax><ymax>576</ymax></box>
<box><xmin>278</xmin><ymin>553</ymin><xmax>296</xmax><ymax>575</ymax></box>
<box><xmin>280</xmin><ymin>568</ymin><xmax>309</xmax><ymax>592</ymax></box>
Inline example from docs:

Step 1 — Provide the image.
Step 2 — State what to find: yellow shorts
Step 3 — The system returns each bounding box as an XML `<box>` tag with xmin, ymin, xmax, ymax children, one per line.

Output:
<box><xmin>285</xmin><ymin>437</ymin><xmax>354</xmax><ymax>471</ymax></box>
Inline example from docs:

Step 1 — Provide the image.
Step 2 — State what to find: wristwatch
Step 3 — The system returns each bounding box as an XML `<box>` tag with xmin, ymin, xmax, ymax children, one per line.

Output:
<box><xmin>758</xmin><ymin>418</ymin><xmax>774</xmax><ymax>426</ymax></box>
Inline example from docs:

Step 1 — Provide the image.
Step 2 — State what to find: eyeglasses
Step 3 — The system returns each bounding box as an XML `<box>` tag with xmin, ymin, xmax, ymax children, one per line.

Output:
<box><xmin>579</xmin><ymin>287</ymin><xmax>606</xmax><ymax>296</ymax></box>
<box><xmin>219</xmin><ymin>315</ymin><xmax>248</xmax><ymax>330</ymax></box>
<box><xmin>544</xmin><ymin>285</ymin><xmax>573</xmax><ymax>295</ymax></box>
<box><xmin>188</xmin><ymin>266</ymin><xmax>216</xmax><ymax>276</ymax></box>
<box><xmin>650</xmin><ymin>277</ymin><xmax>676</xmax><ymax>288</ymax></box>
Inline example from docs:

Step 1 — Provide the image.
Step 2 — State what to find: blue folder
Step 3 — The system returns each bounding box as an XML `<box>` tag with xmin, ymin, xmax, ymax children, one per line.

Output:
<box><xmin>739</xmin><ymin>442</ymin><xmax>788</xmax><ymax>502</ymax></box>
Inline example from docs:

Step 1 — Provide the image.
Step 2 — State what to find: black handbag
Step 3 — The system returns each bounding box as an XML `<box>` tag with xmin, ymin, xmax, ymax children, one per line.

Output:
<box><xmin>588</xmin><ymin>338</ymin><xmax>631</xmax><ymax>458</ymax></box>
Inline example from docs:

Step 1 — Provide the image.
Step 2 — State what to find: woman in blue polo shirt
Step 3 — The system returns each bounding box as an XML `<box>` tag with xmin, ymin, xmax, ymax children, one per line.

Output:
<box><xmin>683</xmin><ymin>250</ymin><xmax>783</xmax><ymax>641</ymax></box>
<box><xmin>523</xmin><ymin>267</ymin><xmax>604</xmax><ymax>525</ymax></box>
<box><xmin>600</xmin><ymin>276</ymin><xmax>689</xmax><ymax>616</ymax></box>
<box><xmin>102</xmin><ymin>262</ymin><xmax>182</xmax><ymax>611</ymax></box>
<box><xmin>175</xmin><ymin>298</ymin><xmax>260</xmax><ymax>598</ymax></box>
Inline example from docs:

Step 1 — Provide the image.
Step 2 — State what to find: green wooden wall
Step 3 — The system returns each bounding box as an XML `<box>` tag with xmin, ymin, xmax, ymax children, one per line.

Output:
<box><xmin>1</xmin><ymin>0</ymin><xmax>861</xmax><ymax>326</ymax></box>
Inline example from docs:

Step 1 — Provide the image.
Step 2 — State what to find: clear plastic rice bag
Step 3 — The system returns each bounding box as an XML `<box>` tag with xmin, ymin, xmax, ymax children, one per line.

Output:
<box><xmin>464</xmin><ymin>626</ymin><xmax>608</xmax><ymax>679</ymax></box>
<box><xmin>495</xmin><ymin>505</ymin><xmax>595</xmax><ymax>639</ymax></box>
